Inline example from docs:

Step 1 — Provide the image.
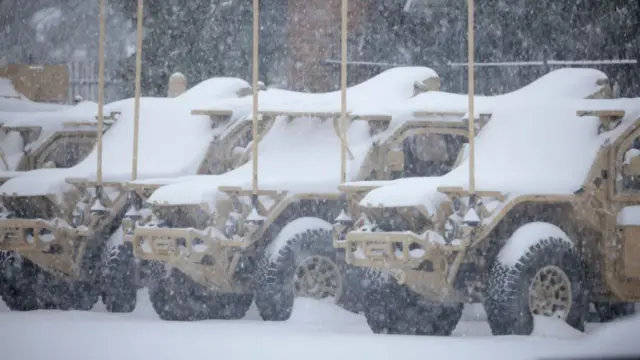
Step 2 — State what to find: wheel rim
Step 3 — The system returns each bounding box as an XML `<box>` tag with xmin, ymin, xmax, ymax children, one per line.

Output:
<box><xmin>528</xmin><ymin>265</ymin><xmax>572</xmax><ymax>320</ymax></box>
<box><xmin>292</xmin><ymin>255</ymin><xmax>343</xmax><ymax>301</ymax></box>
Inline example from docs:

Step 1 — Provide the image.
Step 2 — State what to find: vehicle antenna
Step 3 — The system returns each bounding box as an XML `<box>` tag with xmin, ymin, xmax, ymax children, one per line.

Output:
<box><xmin>132</xmin><ymin>0</ymin><xmax>144</xmax><ymax>180</ymax></box>
<box><xmin>340</xmin><ymin>0</ymin><xmax>348</xmax><ymax>184</ymax></box>
<box><xmin>251</xmin><ymin>0</ymin><xmax>260</xmax><ymax>208</ymax></box>
<box><xmin>467</xmin><ymin>0</ymin><xmax>476</xmax><ymax>195</ymax></box>
<box><xmin>96</xmin><ymin>0</ymin><xmax>106</xmax><ymax>199</ymax></box>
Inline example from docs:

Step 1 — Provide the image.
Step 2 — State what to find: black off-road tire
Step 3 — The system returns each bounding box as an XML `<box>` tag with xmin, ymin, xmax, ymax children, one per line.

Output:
<box><xmin>484</xmin><ymin>237</ymin><xmax>588</xmax><ymax>335</ymax></box>
<box><xmin>593</xmin><ymin>302</ymin><xmax>636</xmax><ymax>322</ymax></box>
<box><xmin>210</xmin><ymin>292</ymin><xmax>254</xmax><ymax>320</ymax></box>
<box><xmin>57</xmin><ymin>281</ymin><xmax>100</xmax><ymax>311</ymax></box>
<box><xmin>101</xmin><ymin>243</ymin><xmax>137</xmax><ymax>313</ymax></box>
<box><xmin>149</xmin><ymin>268</ymin><xmax>253</xmax><ymax>321</ymax></box>
<box><xmin>363</xmin><ymin>278</ymin><xmax>463</xmax><ymax>335</ymax></box>
<box><xmin>2</xmin><ymin>253</ymin><xmax>99</xmax><ymax>311</ymax></box>
<box><xmin>339</xmin><ymin>263</ymin><xmax>383</xmax><ymax>314</ymax></box>
<box><xmin>0</xmin><ymin>253</ymin><xmax>40</xmax><ymax>311</ymax></box>
<box><xmin>254</xmin><ymin>219</ymin><xmax>354</xmax><ymax>321</ymax></box>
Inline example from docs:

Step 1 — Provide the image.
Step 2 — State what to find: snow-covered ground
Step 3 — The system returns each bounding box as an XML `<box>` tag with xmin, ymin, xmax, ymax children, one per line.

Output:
<box><xmin>0</xmin><ymin>289</ymin><xmax>638</xmax><ymax>360</ymax></box>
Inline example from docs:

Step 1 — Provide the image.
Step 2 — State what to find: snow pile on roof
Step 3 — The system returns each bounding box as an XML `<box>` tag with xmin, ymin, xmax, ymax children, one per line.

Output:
<box><xmin>352</xmin><ymin>67</ymin><xmax>609</xmax><ymax>120</ymax></box>
<box><xmin>360</xmin><ymin>97</ymin><xmax>640</xmax><ymax>209</ymax></box>
<box><xmin>146</xmin><ymin>67</ymin><xmax>437</xmax><ymax>207</ymax></box>
<box><xmin>0</xmin><ymin>100</ymin><xmax>98</xmax><ymax>172</ymax></box>
<box><xmin>0</xmin><ymin>77</ymin><xmax>251</xmax><ymax>197</ymax></box>
<box><xmin>259</xmin><ymin>67</ymin><xmax>437</xmax><ymax>113</ymax></box>
<box><xmin>173</xmin><ymin>77</ymin><xmax>250</xmax><ymax>108</ymax></box>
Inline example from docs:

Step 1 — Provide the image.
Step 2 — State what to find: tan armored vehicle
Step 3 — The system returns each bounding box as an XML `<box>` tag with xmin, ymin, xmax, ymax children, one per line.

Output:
<box><xmin>0</xmin><ymin>105</ymin><xmax>114</xmax><ymax>174</ymax></box>
<box><xmin>126</xmin><ymin>67</ymin><xmax>500</xmax><ymax>321</ymax></box>
<box><xmin>0</xmin><ymin>70</ymin><xmax>105</xmax><ymax>178</ymax></box>
<box><xmin>333</xmin><ymin>72</ymin><xmax>639</xmax><ymax>336</ymax></box>
<box><xmin>0</xmin><ymin>77</ymin><xmax>258</xmax><ymax>312</ymax></box>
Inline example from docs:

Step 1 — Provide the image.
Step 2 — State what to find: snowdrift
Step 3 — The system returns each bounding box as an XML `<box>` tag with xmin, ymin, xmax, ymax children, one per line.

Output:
<box><xmin>579</xmin><ymin>313</ymin><xmax>640</xmax><ymax>356</ymax></box>
<box><xmin>1</xmin><ymin>300</ymin><xmax>639</xmax><ymax>360</ymax></box>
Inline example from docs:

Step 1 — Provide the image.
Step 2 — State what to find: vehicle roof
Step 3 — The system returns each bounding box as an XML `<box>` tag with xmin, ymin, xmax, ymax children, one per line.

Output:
<box><xmin>146</xmin><ymin>68</ymin><xmax>609</xmax><ymax>208</ymax></box>
<box><xmin>0</xmin><ymin>77</ymin><xmax>251</xmax><ymax>197</ymax></box>
<box><xmin>360</xmin><ymin>97</ymin><xmax>640</xmax><ymax>211</ymax></box>
<box><xmin>352</xmin><ymin>67</ymin><xmax>609</xmax><ymax>122</ymax></box>
<box><xmin>0</xmin><ymin>68</ymin><xmax>436</xmax><ymax>198</ymax></box>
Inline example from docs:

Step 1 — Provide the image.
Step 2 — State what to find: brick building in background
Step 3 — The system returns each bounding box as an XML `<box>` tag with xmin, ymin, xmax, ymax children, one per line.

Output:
<box><xmin>285</xmin><ymin>0</ymin><xmax>372</xmax><ymax>92</ymax></box>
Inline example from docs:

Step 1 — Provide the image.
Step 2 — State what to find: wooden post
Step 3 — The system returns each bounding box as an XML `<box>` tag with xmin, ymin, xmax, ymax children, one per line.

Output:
<box><xmin>251</xmin><ymin>0</ymin><xmax>259</xmax><ymax>203</ymax></box>
<box><xmin>132</xmin><ymin>0</ymin><xmax>143</xmax><ymax>180</ymax></box>
<box><xmin>96</xmin><ymin>0</ymin><xmax>106</xmax><ymax>186</ymax></box>
<box><xmin>467</xmin><ymin>0</ymin><xmax>475</xmax><ymax>194</ymax></box>
<box><xmin>340</xmin><ymin>0</ymin><xmax>348</xmax><ymax>184</ymax></box>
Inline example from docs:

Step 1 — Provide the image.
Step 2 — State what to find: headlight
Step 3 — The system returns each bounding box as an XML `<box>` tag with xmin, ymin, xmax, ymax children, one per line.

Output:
<box><xmin>452</xmin><ymin>197</ymin><xmax>463</xmax><ymax>213</ymax></box>
<box><xmin>224</xmin><ymin>214</ymin><xmax>239</xmax><ymax>238</ymax></box>
<box><xmin>443</xmin><ymin>215</ymin><xmax>460</xmax><ymax>243</ymax></box>
<box><xmin>72</xmin><ymin>205</ymin><xmax>85</xmax><ymax>227</ymax></box>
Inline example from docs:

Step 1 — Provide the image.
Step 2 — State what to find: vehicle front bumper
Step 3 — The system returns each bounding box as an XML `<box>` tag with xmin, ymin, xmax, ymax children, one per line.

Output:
<box><xmin>131</xmin><ymin>226</ymin><xmax>251</xmax><ymax>292</ymax></box>
<box><xmin>334</xmin><ymin>229</ymin><xmax>468</xmax><ymax>302</ymax></box>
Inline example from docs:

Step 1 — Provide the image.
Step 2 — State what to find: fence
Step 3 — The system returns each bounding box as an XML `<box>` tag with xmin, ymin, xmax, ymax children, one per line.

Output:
<box><xmin>67</xmin><ymin>60</ymin><xmax>123</xmax><ymax>104</ymax></box>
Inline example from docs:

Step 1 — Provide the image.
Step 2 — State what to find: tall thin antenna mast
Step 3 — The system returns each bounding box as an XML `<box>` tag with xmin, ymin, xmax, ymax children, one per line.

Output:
<box><xmin>132</xmin><ymin>0</ymin><xmax>143</xmax><ymax>180</ymax></box>
<box><xmin>251</xmin><ymin>0</ymin><xmax>260</xmax><ymax>206</ymax></box>
<box><xmin>467</xmin><ymin>0</ymin><xmax>476</xmax><ymax>194</ymax></box>
<box><xmin>96</xmin><ymin>0</ymin><xmax>106</xmax><ymax>188</ymax></box>
<box><xmin>340</xmin><ymin>0</ymin><xmax>348</xmax><ymax>184</ymax></box>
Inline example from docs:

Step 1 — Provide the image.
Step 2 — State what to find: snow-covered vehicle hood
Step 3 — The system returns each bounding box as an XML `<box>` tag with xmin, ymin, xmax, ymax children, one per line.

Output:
<box><xmin>146</xmin><ymin>68</ymin><xmax>608</xmax><ymax>209</ymax></box>
<box><xmin>147</xmin><ymin>117</ymin><xmax>373</xmax><ymax>208</ymax></box>
<box><xmin>359</xmin><ymin>97</ymin><xmax>640</xmax><ymax>212</ymax></box>
<box><xmin>0</xmin><ymin>77</ymin><xmax>252</xmax><ymax>197</ymax></box>
<box><xmin>145</xmin><ymin>66</ymin><xmax>439</xmax><ymax>207</ymax></box>
<box><xmin>0</xmin><ymin>67</ymin><xmax>437</xmax><ymax>198</ymax></box>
